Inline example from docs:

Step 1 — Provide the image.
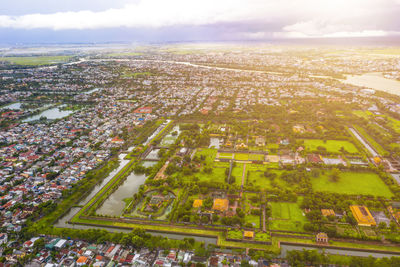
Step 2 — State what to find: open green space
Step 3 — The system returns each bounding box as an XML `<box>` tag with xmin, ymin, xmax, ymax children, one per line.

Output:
<box><xmin>385</xmin><ymin>116</ymin><xmax>400</xmax><ymax>134</ymax></box>
<box><xmin>269</xmin><ymin>198</ymin><xmax>306</xmax><ymax>232</ymax></box>
<box><xmin>195</xmin><ymin>148</ymin><xmax>217</xmax><ymax>165</ymax></box>
<box><xmin>234</xmin><ymin>153</ymin><xmax>249</xmax><ymax>161</ymax></box>
<box><xmin>231</xmin><ymin>163</ymin><xmax>244</xmax><ymax>186</ymax></box>
<box><xmin>218</xmin><ymin>152</ymin><xmax>233</xmax><ymax>159</ymax></box>
<box><xmin>248</xmin><ymin>153</ymin><xmax>264</xmax><ymax>161</ymax></box>
<box><xmin>0</xmin><ymin>56</ymin><xmax>72</xmax><ymax>65</ymax></box>
<box><xmin>247</xmin><ymin>170</ymin><xmax>285</xmax><ymax>190</ymax></box>
<box><xmin>302</xmin><ymin>139</ymin><xmax>359</xmax><ymax>154</ymax></box>
<box><xmin>122</xmin><ymin>71</ymin><xmax>153</xmax><ymax>78</ymax></box>
<box><xmin>353</xmin><ymin>110</ymin><xmax>373</xmax><ymax>119</ymax></box>
<box><xmin>311</xmin><ymin>171</ymin><xmax>393</xmax><ymax>197</ymax></box>
<box><xmin>227</xmin><ymin>230</ymin><xmax>243</xmax><ymax>239</ymax></box>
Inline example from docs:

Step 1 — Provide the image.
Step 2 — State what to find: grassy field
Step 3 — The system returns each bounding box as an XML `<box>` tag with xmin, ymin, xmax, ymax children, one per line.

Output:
<box><xmin>235</xmin><ymin>153</ymin><xmax>249</xmax><ymax>161</ymax></box>
<box><xmin>311</xmin><ymin>171</ymin><xmax>393</xmax><ymax>197</ymax></box>
<box><xmin>231</xmin><ymin>163</ymin><xmax>244</xmax><ymax>186</ymax></box>
<box><xmin>227</xmin><ymin>230</ymin><xmax>243</xmax><ymax>239</ymax></box>
<box><xmin>248</xmin><ymin>154</ymin><xmax>264</xmax><ymax>161</ymax></box>
<box><xmin>0</xmin><ymin>56</ymin><xmax>72</xmax><ymax>65</ymax></box>
<box><xmin>385</xmin><ymin>116</ymin><xmax>400</xmax><ymax>134</ymax></box>
<box><xmin>247</xmin><ymin>170</ymin><xmax>285</xmax><ymax>190</ymax></box>
<box><xmin>218</xmin><ymin>152</ymin><xmax>233</xmax><ymax>159</ymax></box>
<box><xmin>269</xmin><ymin>198</ymin><xmax>306</xmax><ymax>232</ymax></box>
<box><xmin>122</xmin><ymin>71</ymin><xmax>152</xmax><ymax>78</ymax></box>
<box><xmin>302</xmin><ymin>139</ymin><xmax>359</xmax><ymax>154</ymax></box>
<box><xmin>354</xmin><ymin>125</ymin><xmax>387</xmax><ymax>155</ymax></box>
<box><xmin>353</xmin><ymin>110</ymin><xmax>373</xmax><ymax>119</ymax></box>
<box><xmin>195</xmin><ymin>148</ymin><xmax>217</xmax><ymax>165</ymax></box>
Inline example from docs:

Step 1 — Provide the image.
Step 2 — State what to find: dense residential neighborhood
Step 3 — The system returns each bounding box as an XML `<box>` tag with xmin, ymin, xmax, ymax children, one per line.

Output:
<box><xmin>1</xmin><ymin>44</ymin><xmax>400</xmax><ymax>266</ymax></box>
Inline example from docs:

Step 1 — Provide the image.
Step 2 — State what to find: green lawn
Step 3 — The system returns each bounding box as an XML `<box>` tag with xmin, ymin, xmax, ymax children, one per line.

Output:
<box><xmin>269</xmin><ymin>199</ymin><xmax>306</xmax><ymax>232</ymax></box>
<box><xmin>235</xmin><ymin>153</ymin><xmax>249</xmax><ymax>161</ymax></box>
<box><xmin>1</xmin><ymin>56</ymin><xmax>72</xmax><ymax>65</ymax></box>
<box><xmin>122</xmin><ymin>71</ymin><xmax>153</xmax><ymax>78</ymax></box>
<box><xmin>231</xmin><ymin>163</ymin><xmax>244</xmax><ymax>186</ymax></box>
<box><xmin>227</xmin><ymin>230</ymin><xmax>243</xmax><ymax>239</ymax></box>
<box><xmin>386</xmin><ymin>116</ymin><xmax>400</xmax><ymax>134</ymax></box>
<box><xmin>353</xmin><ymin>110</ymin><xmax>373</xmax><ymax>119</ymax></box>
<box><xmin>195</xmin><ymin>148</ymin><xmax>217</xmax><ymax>166</ymax></box>
<box><xmin>311</xmin><ymin>171</ymin><xmax>393</xmax><ymax>197</ymax></box>
<box><xmin>302</xmin><ymin>139</ymin><xmax>359</xmax><ymax>154</ymax></box>
<box><xmin>249</xmin><ymin>154</ymin><xmax>264</xmax><ymax>161</ymax></box>
<box><xmin>247</xmin><ymin>170</ymin><xmax>285</xmax><ymax>190</ymax></box>
<box><xmin>219</xmin><ymin>152</ymin><xmax>233</xmax><ymax>159</ymax></box>
<box><xmin>194</xmin><ymin>167</ymin><xmax>227</xmax><ymax>183</ymax></box>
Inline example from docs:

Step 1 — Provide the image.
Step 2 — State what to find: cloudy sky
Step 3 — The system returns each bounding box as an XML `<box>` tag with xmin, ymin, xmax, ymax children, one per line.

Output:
<box><xmin>1</xmin><ymin>0</ymin><xmax>400</xmax><ymax>43</ymax></box>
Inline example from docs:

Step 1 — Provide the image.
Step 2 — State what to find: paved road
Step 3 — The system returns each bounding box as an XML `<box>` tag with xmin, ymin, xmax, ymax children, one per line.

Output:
<box><xmin>349</xmin><ymin>127</ymin><xmax>379</xmax><ymax>157</ymax></box>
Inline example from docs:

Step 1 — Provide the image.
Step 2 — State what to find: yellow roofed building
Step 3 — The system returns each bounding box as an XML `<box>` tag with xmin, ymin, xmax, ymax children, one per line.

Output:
<box><xmin>212</xmin><ymin>198</ymin><xmax>229</xmax><ymax>212</ymax></box>
<box><xmin>193</xmin><ymin>199</ymin><xmax>203</xmax><ymax>208</ymax></box>
<box><xmin>350</xmin><ymin>205</ymin><xmax>376</xmax><ymax>226</ymax></box>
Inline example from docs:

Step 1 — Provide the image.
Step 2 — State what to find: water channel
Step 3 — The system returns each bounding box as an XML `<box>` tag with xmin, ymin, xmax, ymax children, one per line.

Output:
<box><xmin>96</xmin><ymin>161</ymin><xmax>157</xmax><ymax>216</ymax></box>
<box><xmin>280</xmin><ymin>244</ymin><xmax>400</xmax><ymax>259</ymax></box>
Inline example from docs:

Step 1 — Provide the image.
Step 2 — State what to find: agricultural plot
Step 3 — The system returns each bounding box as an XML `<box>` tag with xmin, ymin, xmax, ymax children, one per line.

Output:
<box><xmin>269</xmin><ymin>199</ymin><xmax>306</xmax><ymax>232</ymax></box>
<box><xmin>311</xmin><ymin>171</ymin><xmax>393</xmax><ymax>197</ymax></box>
<box><xmin>302</xmin><ymin>139</ymin><xmax>359</xmax><ymax>154</ymax></box>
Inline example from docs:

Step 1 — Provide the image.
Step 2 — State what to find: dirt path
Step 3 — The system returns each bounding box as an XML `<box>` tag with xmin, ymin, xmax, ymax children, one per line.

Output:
<box><xmin>240</xmin><ymin>163</ymin><xmax>246</xmax><ymax>198</ymax></box>
<box><xmin>262</xmin><ymin>205</ymin><xmax>266</xmax><ymax>232</ymax></box>
<box><xmin>154</xmin><ymin>161</ymin><xmax>169</xmax><ymax>180</ymax></box>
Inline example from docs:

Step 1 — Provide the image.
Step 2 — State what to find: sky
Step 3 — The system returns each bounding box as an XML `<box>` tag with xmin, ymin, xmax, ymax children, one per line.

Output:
<box><xmin>1</xmin><ymin>0</ymin><xmax>400</xmax><ymax>44</ymax></box>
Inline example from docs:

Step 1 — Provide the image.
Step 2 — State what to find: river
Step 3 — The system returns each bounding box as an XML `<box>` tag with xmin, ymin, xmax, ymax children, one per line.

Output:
<box><xmin>343</xmin><ymin>72</ymin><xmax>400</xmax><ymax>96</ymax></box>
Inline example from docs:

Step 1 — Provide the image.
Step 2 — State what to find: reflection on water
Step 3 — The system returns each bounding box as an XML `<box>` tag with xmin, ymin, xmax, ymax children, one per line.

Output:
<box><xmin>209</xmin><ymin>138</ymin><xmax>221</xmax><ymax>149</ymax></box>
<box><xmin>96</xmin><ymin>162</ymin><xmax>157</xmax><ymax>216</ymax></box>
<box><xmin>160</xmin><ymin>125</ymin><xmax>181</xmax><ymax>146</ymax></box>
<box><xmin>145</xmin><ymin>149</ymin><xmax>160</xmax><ymax>160</ymax></box>
<box><xmin>343</xmin><ymin>72</ymin><xmax>400</xmax><ymax>96</ymax></box>
<box><xmin>23</xmin><ymin>106</ymin><xmax>74</xmax><ymax>122</ymax></box>
<box><xmin>1</xmin><ymin>102</ymin><xmax>22</xmax><ymax>110</ymax></box>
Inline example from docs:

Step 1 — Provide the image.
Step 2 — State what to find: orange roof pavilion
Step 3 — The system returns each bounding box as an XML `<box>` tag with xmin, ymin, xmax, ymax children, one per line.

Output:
<box><xmin>212</xmin><ymin>198</ymin><xmax>229</xmax><ymax>212</ymax></box>
<box><xmin>193</xmin><ymin>199</ymin><xmax>203</xmax><ymax>208</ymax></box>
